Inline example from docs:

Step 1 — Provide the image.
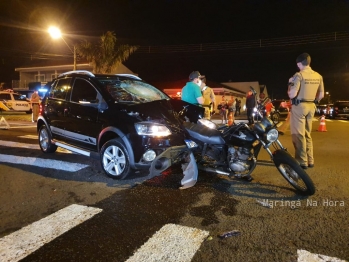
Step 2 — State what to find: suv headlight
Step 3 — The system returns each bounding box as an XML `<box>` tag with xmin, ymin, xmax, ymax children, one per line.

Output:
<box><xmin>135</xmin><ymin>122</ymin><xmax>171</xmax><ymax>137</ymax></box>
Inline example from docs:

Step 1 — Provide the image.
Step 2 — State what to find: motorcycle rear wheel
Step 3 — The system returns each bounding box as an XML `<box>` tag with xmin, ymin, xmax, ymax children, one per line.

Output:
<box><xmin>273</xmin><ymin>150</ymin><xmax>315</xmax><ymax>195</ymax></box>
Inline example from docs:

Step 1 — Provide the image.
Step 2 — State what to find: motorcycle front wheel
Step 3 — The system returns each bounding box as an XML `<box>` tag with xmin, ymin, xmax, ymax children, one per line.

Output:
<box><xmin>272</xmin><ymin>150</ymin><xmax>315</xmax><ymax>195</ymax></box>
<box><xmin>270</xmin><ymin>112</ymin><xmax>280</xmax><ymax>124</ymax></box>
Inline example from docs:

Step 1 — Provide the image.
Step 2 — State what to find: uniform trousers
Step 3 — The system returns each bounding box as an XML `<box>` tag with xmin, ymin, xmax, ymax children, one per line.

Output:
<box><xmin>290</xmin><ymin>103</ymin><xmax>316</xmax><ymax>166</ymax></box>
<box><xmin>32</xmin><ymin>103</ymin><xmax>40</xmax><ymax>122</ymax></box>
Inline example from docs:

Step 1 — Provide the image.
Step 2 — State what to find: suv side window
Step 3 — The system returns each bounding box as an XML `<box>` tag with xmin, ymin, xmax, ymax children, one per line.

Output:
<box><xmin>70</xmin><ymin>78</ymin><xmax>98</xmax><ymax>104</ymax></box>
<box><xmin>49</xmin><ymin>78</ymin><xmax>72</xmax><ymax>100</ymax></box>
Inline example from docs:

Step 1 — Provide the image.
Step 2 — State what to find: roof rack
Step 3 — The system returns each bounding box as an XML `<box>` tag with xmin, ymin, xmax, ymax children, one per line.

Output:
<box><xmin>58</xmin><ymin>70</ymin><xmax>95</xmax><ymax>77</ymax></box>
<box><xmin>115</xmin><ymin>74</ymin><xmax>142</xmax><ymax>80</ymax></box>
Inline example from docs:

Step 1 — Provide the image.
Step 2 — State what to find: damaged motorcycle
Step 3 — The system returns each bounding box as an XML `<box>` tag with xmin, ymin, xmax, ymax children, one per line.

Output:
<box><xmin>150</xmin><ymin>95</ymin><xmax>315</xmax><ymax>196</ymax></box>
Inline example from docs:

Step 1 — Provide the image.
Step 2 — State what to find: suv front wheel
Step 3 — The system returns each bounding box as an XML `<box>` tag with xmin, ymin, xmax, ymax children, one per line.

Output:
<box><xmin>101</xmin><ymin>138</ymin><xmax>130</xmax><ymax>179</ymax></box>
<box><xmin>39</xmin><ymin>125</ymin><xmax>57</xmax><ymax>153</ymax></box>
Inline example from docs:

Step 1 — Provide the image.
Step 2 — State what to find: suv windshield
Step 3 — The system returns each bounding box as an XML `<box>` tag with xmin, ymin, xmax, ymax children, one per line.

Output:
<box><xmin>97</xmin><ymin>78</ymin><xmax>169</xmax><ymax>103</ymax></box>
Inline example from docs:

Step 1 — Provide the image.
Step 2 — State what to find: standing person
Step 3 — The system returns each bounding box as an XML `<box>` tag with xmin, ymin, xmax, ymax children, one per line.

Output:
<box><xmin>235</xmin><ymin>98</ymin><xmax>241</xmax><ymax>116</ymax></box>
<box><xmin>246</xmin><ymin>90</ymin><xmax>256</xmax><ymax>125</ymax></box>
<box><xmin>227</xmin><ymin>95</ymin><xmax>236</xmax><ymax>124</ymax></box>
<box><xmin>264</xmin><ymin>99</ymin><xmax>274</xmax><ymax>117</ymax></box>
<box><xmin>181</xmin><ymin>71</ymin><xmax>204</xmax><ymax>106</ymax></box>
<box><xmin>288</xmin><ymin>53</ymin><xmax>324</xmax><ymax>169</ymax></box>
<box><xmin>278</xmin><ymin>100</ymin><xmax>292</xmax><ymax>135</ymax></box>
<box><xmin>201</xmin><ymin>76</ymin><xmax>216</xmax><ymax>120</ymax></box>
<box><xmin>30</xmin><ymin>89</ymin><xmax>40</xmax><ymax>122</ymax></box>
<box><xmin>218</xmin><ymin>96</ymin><xmax>228</xmax><ymax>124</ymax></box>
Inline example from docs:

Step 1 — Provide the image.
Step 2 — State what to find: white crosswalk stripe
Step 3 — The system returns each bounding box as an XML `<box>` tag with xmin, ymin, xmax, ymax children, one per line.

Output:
<box><xmin>18</xmin><ymin>135</ymin><xmax>39</xmax><ymax>139</ymax></box>
<box><xmin>126</xmin><ymin>224</ymin><xmax>209</xmax><ymax>262</ymax></box>
<box><xmin>297</xmin><ymin>249</ymin><xmax>346</xmax><ymax>262</ymax></box>
<box><xmin>0</xmin><ymin>139</ymin><xmax>73</xmax><ymax>153</ymax></box>
<box><xmin>0</xmin><ymin>154</ymin><xmax>88</xmax><ymax>172</ymax></box>
<box><xmin>0</xmin><ymin>204</ymin><xmax>102</xmax><ymax>262</ymax></box>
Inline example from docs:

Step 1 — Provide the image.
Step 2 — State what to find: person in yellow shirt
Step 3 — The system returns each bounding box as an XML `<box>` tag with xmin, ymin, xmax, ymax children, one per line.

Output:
<box><xmin>200</xmin><ymin>76</ymin><xmax>216</xmax><ymax>120</ymax></box>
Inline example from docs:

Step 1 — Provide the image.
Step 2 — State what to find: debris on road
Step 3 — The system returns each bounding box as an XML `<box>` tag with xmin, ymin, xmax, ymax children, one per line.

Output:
<box><xmin>218</xmin><ymin>230</ymin><xmax>241</xmax><ymax>239</ymax></box>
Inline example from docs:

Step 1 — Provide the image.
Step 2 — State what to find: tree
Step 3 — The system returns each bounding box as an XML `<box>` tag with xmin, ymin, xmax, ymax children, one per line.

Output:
<box><xmin>77</xmin><ymin>31</ymin><xmax>138</xmax><ymax>74</ymax></box>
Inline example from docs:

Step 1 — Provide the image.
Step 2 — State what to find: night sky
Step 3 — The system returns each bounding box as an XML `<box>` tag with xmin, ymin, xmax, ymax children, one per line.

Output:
<box><xmin>1</xmin><ymin>0</ymin><xmax>349</xmax><ymax>99</ymax></box>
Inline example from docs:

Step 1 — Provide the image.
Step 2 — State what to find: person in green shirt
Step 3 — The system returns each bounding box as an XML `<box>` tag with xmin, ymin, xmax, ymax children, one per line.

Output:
<box><xmin>181</xmin><ymin>71</ymin><xmax>204</xmax><ymax>106</ymax></box>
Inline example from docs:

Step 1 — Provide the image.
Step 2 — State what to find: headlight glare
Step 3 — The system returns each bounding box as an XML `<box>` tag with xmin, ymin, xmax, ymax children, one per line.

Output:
<box><xmin>198</xmin><ymin>119</ymin><xmax>217</xmax><ymax>129</ymax></box>
<box><xmin>135</xmin><ymin>122</ymin><xmax>171</xmax><ymax>137</ymax></box>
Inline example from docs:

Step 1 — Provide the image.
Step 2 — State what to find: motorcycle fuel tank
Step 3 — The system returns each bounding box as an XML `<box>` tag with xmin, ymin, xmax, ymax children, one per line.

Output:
<box><xmin>226</xmin><ymin>129</ymin><xmax>256</xmax><ymax>147</ymax></box>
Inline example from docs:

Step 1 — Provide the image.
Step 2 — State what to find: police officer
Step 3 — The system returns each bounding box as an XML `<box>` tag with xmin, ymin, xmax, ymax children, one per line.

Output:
<box><xmin>30</xmin><ymin>89</ymin><xmax>41</xmax><ymax>122</ymax></box>
<box><xmin>288</xmin><ymin>53</ymin><xmax>324</xmax><ymax>169</ymax></box>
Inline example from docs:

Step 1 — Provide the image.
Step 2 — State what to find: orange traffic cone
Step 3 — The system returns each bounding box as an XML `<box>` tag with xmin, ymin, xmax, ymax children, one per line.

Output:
<box><xmin>317</xmin><ymin>115</ymin><xmax>327</xmax><ymax>132</ymax></box>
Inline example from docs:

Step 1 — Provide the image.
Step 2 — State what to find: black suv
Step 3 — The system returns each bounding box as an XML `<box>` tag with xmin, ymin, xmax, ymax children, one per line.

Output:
<box><xmin>37</xmin><ymin>70</ymin><xmax>196</xmax><ymax>179</ymax></box>
<box><xmin>332</xmin><ymin>100</ymin><xmax>349</xmax><ymax>119</ymax></box>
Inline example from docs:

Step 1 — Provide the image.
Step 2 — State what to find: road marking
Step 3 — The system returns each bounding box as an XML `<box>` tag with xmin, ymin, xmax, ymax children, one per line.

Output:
<box><xmin>0</xmin><ymin>204</ymin><xmax>102</xmax><ymax>262</ymax></box>
<box><xmin>298</xmin><ymin>249</ymin><xmax>346</xmax><ymax>262</ymax></box>
<box><xmin>5</xmin><ymin>125</ymin><xmax>36</xmax><ymax>129</ymax></box>
<box><xmin>0</xmin><ymin>154</ymin><xmax>88</xmax><ymax>172</ymax></box>
<box><xmin>0</xmin><ymin>139</ymin><xmax>40</xmax><ymax>150</ymax></box>
<box><xmin>18</xmin><ymin>135</ymin><xmax>38</xmax><ymax>139</ymax></box>
<box><xmin>0</xmin><ymin>140</ymin><xmax>72</xmax><ymax>154</ymax></box>
<box><xmin>126</xmin><ymin>224</ymin><xmax>209</xmax><ymax>262</ymax></box>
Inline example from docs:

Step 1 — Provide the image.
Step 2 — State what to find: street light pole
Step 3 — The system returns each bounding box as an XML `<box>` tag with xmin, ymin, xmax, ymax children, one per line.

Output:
<box><xmin>48</xmin><ymin>26</ymin><xmax>77</xmax><ymax>71</ymax></box>
<box><xmin>73</xmin><ymin>45</ymin><xmax>77</xmax><ymax>71</ymax></box>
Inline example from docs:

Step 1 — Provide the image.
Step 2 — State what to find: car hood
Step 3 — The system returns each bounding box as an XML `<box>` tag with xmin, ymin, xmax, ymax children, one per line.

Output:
<box><xmin>108</xmin><ymin>99</ymin><xmax>185</xmax><ymax>125</ymax></box>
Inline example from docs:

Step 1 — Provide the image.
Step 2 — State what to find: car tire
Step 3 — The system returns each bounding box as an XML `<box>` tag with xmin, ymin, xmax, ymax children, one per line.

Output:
<box><xmin>100</xmin><ymin>138</ymin><xmax>130</xmax><ymax>179</ymax></box>
<box><xmin>26</xmin><ymin>109</ymin><xmax>32</xmax><ymax>114</ymax></box>
<box><xmin>39</xmin><ymin>125</ymin><xmax>57</xmax><ymax>153</ymax></box>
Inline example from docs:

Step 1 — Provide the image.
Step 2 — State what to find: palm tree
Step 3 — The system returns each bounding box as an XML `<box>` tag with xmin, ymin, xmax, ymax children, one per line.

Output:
<box><xmin>77</xmin><ymin>31</ymin><xmax>138</xmax><ymax>74</ymax></box>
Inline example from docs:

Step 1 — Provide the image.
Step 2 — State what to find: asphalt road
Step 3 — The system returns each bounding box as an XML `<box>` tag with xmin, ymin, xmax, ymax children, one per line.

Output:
<box><xmin>0</xmin><ymin>115</ymin><xmax>348</xmax><ymax>262</ymax></box>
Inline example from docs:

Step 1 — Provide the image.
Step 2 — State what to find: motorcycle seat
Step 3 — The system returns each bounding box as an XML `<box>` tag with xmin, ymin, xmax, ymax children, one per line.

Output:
<box><xmin>183</xmin><ymin>122</ymin><xmax>226</xmax><ymax>145</ymax></box>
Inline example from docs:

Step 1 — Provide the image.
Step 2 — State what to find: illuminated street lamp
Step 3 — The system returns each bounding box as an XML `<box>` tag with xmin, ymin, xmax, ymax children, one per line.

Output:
<box><xmin>48</xmin><ymin>26</ymin><xmax>77</xmax><ymax>70</ymax></box>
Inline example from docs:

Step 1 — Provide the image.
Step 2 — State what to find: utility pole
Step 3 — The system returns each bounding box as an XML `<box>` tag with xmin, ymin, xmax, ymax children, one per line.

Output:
<box><xmin>73</xmin><ymin>45</ymin><xmax>77</xmax><ymax>71</ymax></box>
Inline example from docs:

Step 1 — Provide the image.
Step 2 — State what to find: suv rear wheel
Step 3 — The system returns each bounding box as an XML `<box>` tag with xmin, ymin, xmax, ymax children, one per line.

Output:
<box><xmin>39</xmin><ymin>125</ymin><xmax>57</xmax><ymax>153</ymax></box>
<box><xmin>101</xmin><ymin>138</ymin><xmax>130</xmax><ymax>179</ymax></box>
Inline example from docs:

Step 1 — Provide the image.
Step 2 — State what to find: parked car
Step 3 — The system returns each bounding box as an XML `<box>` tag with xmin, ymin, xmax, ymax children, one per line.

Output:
<box><xmin>37</xmin><ymin>70</ymin><xmax>203</xmax><ymax>180</ymax></box>
<box><xmin>316</xmin><ymin>103</ymin><xmax>334</xmax><ymax>118</ymax></box>
<box><xmin>0</xmin><ymin>90</ymin><xmax>32</xmax><ymax>114</ymax></box>
<box><xmin>332</xmin><ymin>100</ymin><xmax>349</xmax><ymax>119</ymax></box>
<box><xmin>270</xmin><ymin>99</ymin><xmax>289</xmax><ymax>123</ymax></box>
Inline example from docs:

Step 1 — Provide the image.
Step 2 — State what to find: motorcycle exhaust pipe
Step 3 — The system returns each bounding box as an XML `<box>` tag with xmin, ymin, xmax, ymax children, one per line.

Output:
<box><xmin>201</xmin><ymin>167</ymin><xmax>231</xmax><ymax>176</ymax></box>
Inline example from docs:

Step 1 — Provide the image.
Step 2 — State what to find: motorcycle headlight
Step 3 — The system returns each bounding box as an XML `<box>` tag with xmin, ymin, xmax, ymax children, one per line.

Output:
<box><xmin>135</xmin><ymin>122</ymin><xmax>171</xmax><ymax>137</ymax></box>
<box><xmin>266</xmin><ymin>129</ymin><xmax>278</xmax><ymax>142</ymax></box>
<box><xmin>197</xmin><ymin>119</ymin><xmax>217</xmax><ymax>129</ymax></box>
